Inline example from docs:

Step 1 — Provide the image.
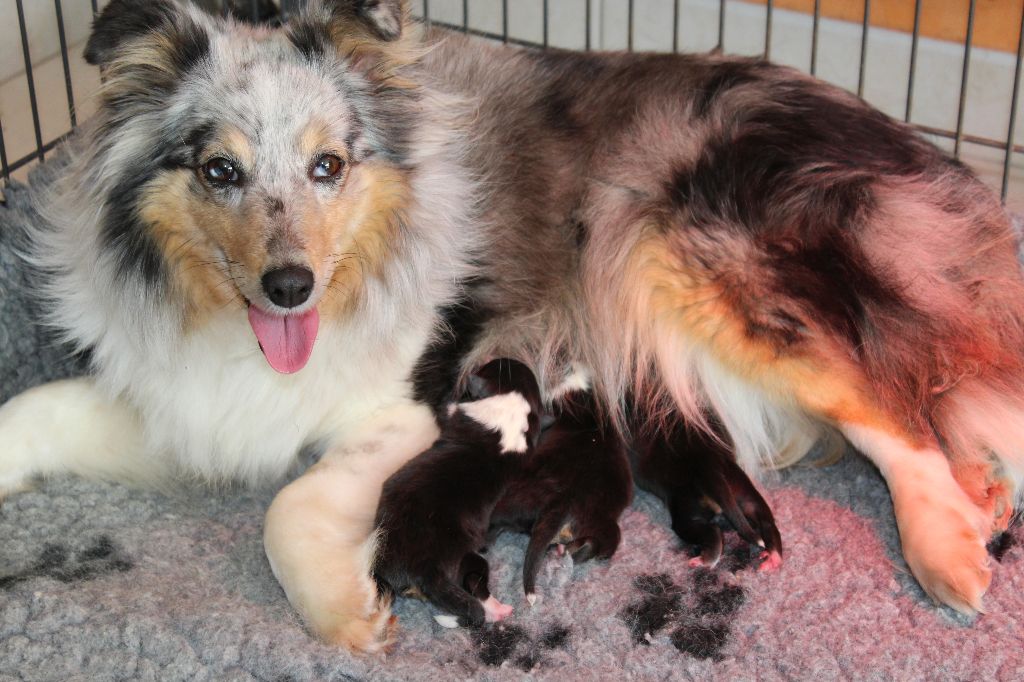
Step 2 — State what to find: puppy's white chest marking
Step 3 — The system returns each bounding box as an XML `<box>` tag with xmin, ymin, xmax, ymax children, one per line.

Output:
<box><xmin>459</xmin><ymin>392</ymin><xmax>531</xmax><ymax>454</ymax></box>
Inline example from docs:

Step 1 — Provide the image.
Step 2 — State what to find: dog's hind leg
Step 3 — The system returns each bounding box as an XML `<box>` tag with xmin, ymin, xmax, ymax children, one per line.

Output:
<box><xmin>263</xmin><ymin>401</ymin><xmax>439</xmax><ymax>653</ymax></box>
<box><xmin>522</xmin><ymin>505</ymin><xmax>567</xmax><ymax>602</ymax></box>
<box><xmin>0</xmin><ymin>377</ymin><xmax>160</xmax><ymax>501</ymax></box>
<box><xmin>842</xmin><ymin>423</ymin><xmax>992</xmax><ymax>614</ymax></box>
<box><xmin>589</xmin><ymin>214</ymin><xmax>998</xmax><ymax>612</ymax></box>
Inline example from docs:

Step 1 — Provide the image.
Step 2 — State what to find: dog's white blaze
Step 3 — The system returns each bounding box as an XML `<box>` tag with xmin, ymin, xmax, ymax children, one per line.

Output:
<box><xmin>459</xmin><ymin>392</ymin><xmax>532</xmax><ymax>454</ymax></box>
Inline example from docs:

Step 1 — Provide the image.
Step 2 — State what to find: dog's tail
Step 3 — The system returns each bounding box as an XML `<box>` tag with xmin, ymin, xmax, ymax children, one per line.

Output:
<box><xmin>523</xmin><ymin>506</ymin><xmax>568</xmax><ymax>602</ymax></box>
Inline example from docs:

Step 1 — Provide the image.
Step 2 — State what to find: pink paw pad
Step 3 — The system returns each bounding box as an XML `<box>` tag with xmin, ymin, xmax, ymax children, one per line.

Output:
<box><xmin>757</xmin><ymin>550</ymin><xmax>783</xmax><ymax>572</ymax></box>
<box><xmin>688</xmin><ymin>554</ymin><xmax>721</xmax><ymax>569</ymax></box>
<box><xmin>482</xmin><ymin>595</ymin><xmax>514</xmax><ymax>622</ymax></box>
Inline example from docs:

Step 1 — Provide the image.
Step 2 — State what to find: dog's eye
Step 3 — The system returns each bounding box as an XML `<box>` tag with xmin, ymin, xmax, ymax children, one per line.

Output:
<box><xmin>202</xmin><ymin>157</ymin><xmax>241</xmax><ymax>186</ymax></box>
<box><xmin>310</xmin><ymin>154</ymin><xmax>344</xmax><ymax>181</ymax></box>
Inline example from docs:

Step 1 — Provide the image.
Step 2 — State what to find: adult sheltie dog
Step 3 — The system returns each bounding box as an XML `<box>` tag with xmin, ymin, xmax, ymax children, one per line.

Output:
<box><xmin>2</xmin><ymin>0</ymin><xmax>1023</xmax><ymax>652</ymax></box>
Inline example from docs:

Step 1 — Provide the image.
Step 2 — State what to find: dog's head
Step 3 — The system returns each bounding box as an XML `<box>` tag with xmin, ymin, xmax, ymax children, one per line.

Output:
<box><xmin>80</xmin><ymin>0</ymin><xmax>420</xmax><ymax>373</ymax></box>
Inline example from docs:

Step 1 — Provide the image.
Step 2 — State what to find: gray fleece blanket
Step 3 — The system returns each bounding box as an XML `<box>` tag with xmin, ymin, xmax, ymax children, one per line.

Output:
<box><xmin>1</xmin><ymin>162</ymin><xmax>1022</xmax><ymax>682</ymax></box>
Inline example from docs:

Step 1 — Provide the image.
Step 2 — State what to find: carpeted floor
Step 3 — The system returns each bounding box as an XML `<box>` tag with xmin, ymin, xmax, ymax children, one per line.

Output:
<box><xmin>1</xmin><ymin>164</ymin><xmax>1022</xmax><ymax>681</ymax></box>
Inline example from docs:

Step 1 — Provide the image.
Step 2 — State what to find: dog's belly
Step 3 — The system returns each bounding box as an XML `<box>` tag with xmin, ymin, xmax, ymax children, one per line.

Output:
<box><xmin>115</xmin><ymin>315</ymin><xmax>428</xmax><ymax>483</ymax></box>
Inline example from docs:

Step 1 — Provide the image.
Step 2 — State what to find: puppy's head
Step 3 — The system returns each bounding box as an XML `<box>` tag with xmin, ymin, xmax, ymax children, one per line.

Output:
<box><xmin>82</xmin><ymin>0</ymin><xmax>418</xmax><ymax>373</ymax></box>
<box><xmin>466</xmin><ymin>359</ymin><xmax>544</xmax><ymax>450</ymax></box>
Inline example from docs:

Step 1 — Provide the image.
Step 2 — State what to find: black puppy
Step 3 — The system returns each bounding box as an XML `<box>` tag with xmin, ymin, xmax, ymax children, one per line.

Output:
<box><xmin>373</xmin><ymin>358</ymin><xmax>542</xmax><ymax>628</ymax></box>
<box><xmin>492</xmin><ymin>371</ymin><xmax>634</xmax><ymax>604</ymax></box>
<box><xmin>631</xmin><ymin>411</ymin><xmax>783</xmax><ymax>570</ymax></box>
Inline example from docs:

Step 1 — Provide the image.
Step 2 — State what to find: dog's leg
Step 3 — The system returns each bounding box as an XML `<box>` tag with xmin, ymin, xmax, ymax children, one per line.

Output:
<box><xmin>263</xmin><ymin>401</ymin><xmax>439</xmax><ymax>653</ymax></box>
<box><xmin>0</xmin><ymin>378</ymin><xmax>158</xmax><ymax>500</ymax></box>
<box><xmin>590</xmin><ymin>211</ymin><xmax>1008</xmax><ymax>610</ymax></box>
<box><xmin>842</xmin><ymin>424</ymin><xmax>992</xmax><ymax>614</ymax></box>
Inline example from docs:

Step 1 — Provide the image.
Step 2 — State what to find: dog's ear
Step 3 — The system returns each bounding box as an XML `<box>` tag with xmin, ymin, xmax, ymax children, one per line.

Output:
<box><xmin>316</xmin><ymin>0</ymin><xmax>406</xmax><ymax>42</ymax></box>
<box><xmin>85</xmin><ymin>0</ymin><xmax>212</xmax><ymax>103</ymax></box>
<box><xmin>86</xmin><ymin>0</ymin><xmax>186</xmax><ymax>66</ymax></box>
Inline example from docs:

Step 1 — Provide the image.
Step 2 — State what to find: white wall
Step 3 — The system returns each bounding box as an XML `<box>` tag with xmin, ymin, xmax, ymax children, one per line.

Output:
<box><xmin>0</xmin><ymin>0</ymin><xmax>104</xmax><ymax>83</ymax></box>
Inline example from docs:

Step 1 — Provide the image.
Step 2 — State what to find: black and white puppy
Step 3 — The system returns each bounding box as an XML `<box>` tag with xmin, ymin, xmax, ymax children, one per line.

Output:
<box><xmin>373</xmin><ymin>358</ymin><xmax>542</xmax><ymax>628</ymax></box>
<box><xmin>492</xmin><ymin>372</ymin><xmax>633</xmax><ymax>604</ymax></box>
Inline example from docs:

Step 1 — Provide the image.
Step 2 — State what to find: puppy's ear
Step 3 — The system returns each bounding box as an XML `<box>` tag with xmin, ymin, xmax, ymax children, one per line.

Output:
<box><xmin>85</xmin><ymin>0</ymin><xmax>187</xmax><ymax>66</ymax></box>
<box><xmin>318</xmin><ymin>0</ymin><xmax>405</xmax><ymax>42</ymax></box>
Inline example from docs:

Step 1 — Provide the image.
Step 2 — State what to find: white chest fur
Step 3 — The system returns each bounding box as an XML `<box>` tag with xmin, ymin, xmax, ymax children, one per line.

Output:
<box><xmin>100</xmin><ymin>312</ymin><xmax>433</xmax><ymax>484</ymax></box>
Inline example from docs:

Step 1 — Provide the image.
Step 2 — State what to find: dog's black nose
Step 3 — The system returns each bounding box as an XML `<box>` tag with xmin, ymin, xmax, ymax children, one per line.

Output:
<box><xmin>262</xmin><ymin>266</ymin><xmax>314</xmax><ymax>308</ymax></box>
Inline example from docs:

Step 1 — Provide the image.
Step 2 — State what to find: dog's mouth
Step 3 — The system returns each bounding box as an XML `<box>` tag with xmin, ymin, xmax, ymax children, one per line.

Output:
<box><xmin>247</xmin><ymin>304</ymin><xmax>320</xmax><ymax>374</ymax></box>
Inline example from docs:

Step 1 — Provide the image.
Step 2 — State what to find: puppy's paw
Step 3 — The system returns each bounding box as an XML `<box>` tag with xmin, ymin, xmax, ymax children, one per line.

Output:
<box><xmin>636</xmin><ymin>417</ymin><xmax>782</xmax><ymax>564</ymax></box>
<box><xmin>481</xmin><ymin>595</ymin><xmax>514</xmax><ymax>622</ymax></box>
<box><xmin>666</xmin><ymin>457</ymin><xmax>782</xmax><ymax>565</ymax></box>
<box><xmin>565</xmin><ymin>522</ymin><xmax>621</xmax><ymax>564</ymax></box>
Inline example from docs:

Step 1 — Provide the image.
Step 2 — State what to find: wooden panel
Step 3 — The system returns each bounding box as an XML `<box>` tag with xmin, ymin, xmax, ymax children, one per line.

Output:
<box><xmin>740</xmin><ymin>0</ymin><xmax>1024</xmax><ymax>53</ymax></box>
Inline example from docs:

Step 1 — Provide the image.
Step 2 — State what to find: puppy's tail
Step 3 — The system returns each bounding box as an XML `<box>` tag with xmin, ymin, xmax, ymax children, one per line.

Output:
<box><xmin>523</xmin><ymin>506</ymin><xmax>568</xmax><ymax>601</ymax></box>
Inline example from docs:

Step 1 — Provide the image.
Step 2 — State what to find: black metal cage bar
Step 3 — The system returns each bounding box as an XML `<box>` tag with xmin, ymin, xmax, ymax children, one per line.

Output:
<box><xmin>954</xmin><ymin>0</ymin><xmax>978</xmax><ymax>159</ymax></box>
<box><xmin>905</xmin><ymin>0</ymin><xmax>923</xmax><ymax>123</ymax></box>
<box><xmin>1004</xmin><ymin>9</ymin><xmax>1024</xmax><ymax>202</ymax></box>
<box><xmin>857</xmin><ymin>0</ymin><xmax>870</xmax><ymax>98</ymax></box>
<box><xmin>14</xmin><ymin>0</ymin><xmax>46</xmax><ymax>166</ymax></box>
<box><xmin>1</xmin><ymin>0</ymin><xmax>1023</xmax><ymax>204</ymax></box>
<box><xmin>809</xmin><ymin>0</ymin><xmax>821</xmax><ymax>76</ymax></box>
<box><xmin>54</xmin><ymin>0</ymin><xmax>77</xmax><ymax>129</ymax></box>
<box><xmin>0</xmin><ymin>117</ymin><xmax>9</xmax><ymax>185</ymax></box>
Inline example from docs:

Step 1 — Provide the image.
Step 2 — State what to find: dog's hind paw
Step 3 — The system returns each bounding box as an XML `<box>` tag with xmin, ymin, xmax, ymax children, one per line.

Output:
<box><xmin>890</xmin><ymin>462</ymin><xmax>993</xmax><ymax>614</ymax></box>
<box><xmin>898</xmin><ymin>492</ymin><xmax>992</xmax><ymax>615</ymax></box>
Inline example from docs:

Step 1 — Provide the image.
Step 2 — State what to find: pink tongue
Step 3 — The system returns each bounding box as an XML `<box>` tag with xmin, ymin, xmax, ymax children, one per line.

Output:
<box><xmin>247</xmin><ymin>305</ymin><xmax>320</xmax><ymax>374</ymax></box>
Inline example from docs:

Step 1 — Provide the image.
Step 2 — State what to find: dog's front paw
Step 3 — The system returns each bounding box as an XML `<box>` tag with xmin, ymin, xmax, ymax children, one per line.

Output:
<box><xmin>0</xmin><ymin>397</ymin><xmax>41</xmax><ymax>504</ymax></box>
<box><xmin>321</xmin><ymin>600</ymin><xmax>397</xmax><ymax>654</ymax></box>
